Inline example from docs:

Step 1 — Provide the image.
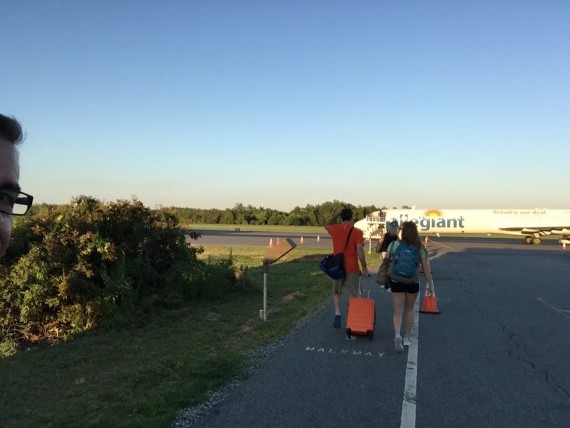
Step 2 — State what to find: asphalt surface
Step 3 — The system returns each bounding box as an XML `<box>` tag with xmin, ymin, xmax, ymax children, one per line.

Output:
<box><xmin>188</xmin><ymin>229</ymin><xmax>333</xmax><ymax>248</ymax></box>
<box><xmin>184</xmin><ymin>232</ymin><xmax>570</xmax><ymax>427</ymax></box>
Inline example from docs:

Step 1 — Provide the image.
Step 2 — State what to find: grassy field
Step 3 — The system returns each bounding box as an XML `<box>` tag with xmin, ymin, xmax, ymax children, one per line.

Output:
<box><xmin>0</xmin><ymin>245</ymin><xmax>380</xmax><ymax>427</ymax></box>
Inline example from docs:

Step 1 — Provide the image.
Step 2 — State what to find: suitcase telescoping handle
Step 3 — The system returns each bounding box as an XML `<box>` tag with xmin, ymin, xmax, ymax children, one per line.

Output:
<box><xmin>358</xmin><ymin>274</ymin><xmax>371</xmax><ymax>298</ymax></box>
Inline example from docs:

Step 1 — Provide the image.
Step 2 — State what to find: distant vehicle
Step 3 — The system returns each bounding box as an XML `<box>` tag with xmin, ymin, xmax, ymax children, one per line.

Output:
<box><xmin>355</xmin><ymin>208</ymin><xmax>570</xmax><ymax>245</ymax></box>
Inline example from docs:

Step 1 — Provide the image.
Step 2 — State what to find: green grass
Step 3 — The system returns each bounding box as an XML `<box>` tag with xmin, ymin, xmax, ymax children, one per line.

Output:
<box><xmin>0</xmin><ymin>246</ymin><xmax>380</xmax><ymax>427</ymax></box>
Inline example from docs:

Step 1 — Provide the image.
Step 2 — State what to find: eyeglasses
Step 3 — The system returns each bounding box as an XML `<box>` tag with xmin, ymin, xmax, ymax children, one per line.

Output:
<box><xmin>0</xmin><ymin>189</ymin><xmax>34</xmax><ymax>216</ymax></box>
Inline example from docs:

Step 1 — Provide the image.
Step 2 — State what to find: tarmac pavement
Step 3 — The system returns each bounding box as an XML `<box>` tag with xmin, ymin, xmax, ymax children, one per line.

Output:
<box><xmin>180</xmin><ymin>238</ymin><xmax>570</xmax><ymax>428</ymax></box>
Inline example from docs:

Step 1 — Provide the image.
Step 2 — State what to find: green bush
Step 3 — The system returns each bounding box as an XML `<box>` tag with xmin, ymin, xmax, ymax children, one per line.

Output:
<box><xmin>0</xmin><ymin>196</ymin><xmax>248</xmax><ymax>346</ymax></box>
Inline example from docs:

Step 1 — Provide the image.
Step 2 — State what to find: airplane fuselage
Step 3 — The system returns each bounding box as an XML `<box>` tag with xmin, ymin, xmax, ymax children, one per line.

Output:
<box><xmin>358</xmin><ymin>208</ymin><xmax>570</xmax><ymax>244</ymax></box>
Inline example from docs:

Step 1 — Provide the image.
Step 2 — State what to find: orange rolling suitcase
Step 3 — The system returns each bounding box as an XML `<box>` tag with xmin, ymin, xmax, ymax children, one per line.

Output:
<box><xmin>345</xmin><ymin>277</ymin><xmax>376</xmax><ymax>340</ymax></box>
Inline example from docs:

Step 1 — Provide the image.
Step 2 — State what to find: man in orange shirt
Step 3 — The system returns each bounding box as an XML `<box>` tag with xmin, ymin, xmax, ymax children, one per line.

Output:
<box><xmin>325</xmin><ymin>208</ymin><xmax>369</xmax><ymax>328</ymax></box>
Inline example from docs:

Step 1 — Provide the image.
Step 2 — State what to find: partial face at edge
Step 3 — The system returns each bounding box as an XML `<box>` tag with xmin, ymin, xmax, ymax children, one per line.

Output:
<box><xmin>0</xmin><ymin>138</ymin><xmax>19</xmax><ymax>257</ymax></box>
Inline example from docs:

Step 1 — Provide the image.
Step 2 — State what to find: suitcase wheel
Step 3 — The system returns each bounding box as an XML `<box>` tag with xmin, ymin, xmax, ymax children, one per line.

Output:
<box><xmin>345</xmin><ymin>328</ymin><xmax>352</xmax><ymax>339</ymax></box>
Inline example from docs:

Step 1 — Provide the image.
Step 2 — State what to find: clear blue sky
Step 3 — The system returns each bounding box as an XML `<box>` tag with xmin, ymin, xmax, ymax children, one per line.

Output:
<box><xmin>3</xmin><ymin>1</ymin><xmax>569</xmax><ymax>211</ymax></box>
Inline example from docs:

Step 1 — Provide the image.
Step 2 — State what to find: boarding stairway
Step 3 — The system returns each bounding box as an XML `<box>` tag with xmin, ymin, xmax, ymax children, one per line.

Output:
<box><xmin>356</xmin><ymin>213</ymin><xmax>387</xmax><ymax>241</ymax></box>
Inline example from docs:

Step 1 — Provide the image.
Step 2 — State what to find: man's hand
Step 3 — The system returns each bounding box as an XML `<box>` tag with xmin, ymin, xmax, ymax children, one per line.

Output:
<box><xmin>325</xmin><ymin>208</ymin><xmax>343</xmax><ymax>226</ymax></box>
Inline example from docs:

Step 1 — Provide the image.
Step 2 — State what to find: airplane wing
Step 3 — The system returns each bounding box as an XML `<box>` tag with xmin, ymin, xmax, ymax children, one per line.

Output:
<box><xmin>499</xmin><ymin>226</ymin><xmax>570</xmax><ymax>244</ymax></box>
<box><xmin>499</xmin><ymin>227</ymin><xmax>570</xmax><ymax>236</ymax></box>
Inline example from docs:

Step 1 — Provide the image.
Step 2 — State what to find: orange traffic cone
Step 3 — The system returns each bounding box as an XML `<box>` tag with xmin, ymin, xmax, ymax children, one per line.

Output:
<box><xmin>269</xmin><ymin>238</ymin><xmax>273</xmax><ymax>247</ymax></box>
<box><xmin>317</xmin><ymin>235</ymin><xmax>320</xmax><ymax>243</ymax></box>
<box><xmin>276</xmin><ymin>237</ymin><xmax>280</xmax><ymax>245</ymax></box>
<box><xmin>300</xmin><ymin>236</ymin><xmax>304</xmax><ymax>245</ymax></box>
<box><xmin>420</xmin><ymin>289</ymin><xmax>440</xmax><ymax>314</ymax></box>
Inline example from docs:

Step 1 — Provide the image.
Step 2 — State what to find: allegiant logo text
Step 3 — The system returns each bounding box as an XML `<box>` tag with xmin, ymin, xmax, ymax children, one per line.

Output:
<box><xmin>391</xmin><ymin>209</ymin><xmax>466</xmax><ymax>231</ymax></box>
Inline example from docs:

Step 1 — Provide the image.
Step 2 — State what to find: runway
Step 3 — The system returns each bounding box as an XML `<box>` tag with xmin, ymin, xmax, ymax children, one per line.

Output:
<box><xmin>188</xmin><ymin>229</ymin><xmax>332</xmax><ymax>248</ymax></box>
<box><xmin>189</xmin><ymin>228</ymin><xmax>563</xmax><ymax>252</ymax></box>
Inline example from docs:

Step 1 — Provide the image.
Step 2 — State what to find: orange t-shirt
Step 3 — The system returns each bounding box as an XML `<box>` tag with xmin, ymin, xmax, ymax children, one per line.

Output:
<box><xmin>325</xmin><ymin>223</ymin><xmax>364</xmax><ymax>273</ymax></box>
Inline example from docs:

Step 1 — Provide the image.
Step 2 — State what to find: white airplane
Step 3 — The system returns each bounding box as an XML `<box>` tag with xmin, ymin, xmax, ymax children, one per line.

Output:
<box><xmin>355</xmin><ymin>208</ymin><xmax>570</xmax><ymax>245</ymax></box>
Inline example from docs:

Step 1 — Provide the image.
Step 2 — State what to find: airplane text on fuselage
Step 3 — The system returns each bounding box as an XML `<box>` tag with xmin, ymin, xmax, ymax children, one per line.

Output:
<box><xmin>390</xmin><ymin>212</ymin><xmax>465</xmax><ymax>232</ymax></box>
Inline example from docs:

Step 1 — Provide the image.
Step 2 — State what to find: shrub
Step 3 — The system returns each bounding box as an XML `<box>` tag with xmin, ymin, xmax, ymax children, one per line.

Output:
<box><xmin>0</xmin><ymin>197</ymin><xmax>206</xmax><ymax>344</ymax></box>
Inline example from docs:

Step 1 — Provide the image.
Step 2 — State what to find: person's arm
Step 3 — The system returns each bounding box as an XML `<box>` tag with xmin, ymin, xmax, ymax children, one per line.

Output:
<box><xmin>325</xmin><ymin>208</ymin><xmax>343</xmax><ymax>229</ymax></box>
<box><xmin>420</xmin><ymin>256</ymin><xmax>435</xmax><ymax>293</ymax></box>
<box><xmin>357</xmin><ymin>244</ymin><xmax>369</xmax><ymax>277</ymax></box>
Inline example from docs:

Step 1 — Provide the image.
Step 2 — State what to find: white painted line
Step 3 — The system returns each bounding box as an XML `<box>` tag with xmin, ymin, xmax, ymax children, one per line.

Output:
<box><xmin>537</xmin><ymin>297</ymin><xmax>570</xmax><ymax>319</ymax></box>
<box><xmin>400</xmin><ymin>288</ymin><xmax>420</xmax><ymax>428</ymax></box>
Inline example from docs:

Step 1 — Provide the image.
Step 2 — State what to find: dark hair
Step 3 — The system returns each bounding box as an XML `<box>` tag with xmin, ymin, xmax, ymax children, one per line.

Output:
<box><xmin>400</xmin><ymin>221</ymin><xmax>421</xmax><ymax>249</ymax></box>
<box><xmin>340</xmin><ymin>208</ymin><xmax>353</xmax><ymax>221</ymax></box>
<box><xmin>0</xmin><ymin>114</ymin><xmax>24</xmax><ymax>145</ymax></box>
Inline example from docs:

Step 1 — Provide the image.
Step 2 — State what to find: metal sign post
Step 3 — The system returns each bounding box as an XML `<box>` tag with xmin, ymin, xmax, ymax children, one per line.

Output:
<box><xmin>262</xmin><ymin>261</ymin><xmax>269</xmax><ymax>321</ymax></box>
<box><xmin>260</xmin><ymin>238</ymin><xmax>297</xmax><ymax>321</ymax></box>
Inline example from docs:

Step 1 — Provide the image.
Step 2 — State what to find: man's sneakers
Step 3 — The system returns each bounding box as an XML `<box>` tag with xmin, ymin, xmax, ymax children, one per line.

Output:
<box><xmin>394</xmin><ymin>336</ymin><xmax>404</xmax><ymax>353</ymax></box>
<box><xmin>403</xmin><ymin>337</ymin><xmax>412</xmax><ymax>346</ymax></box>
<box><xmin>333</xmin><ymin>315</ymin><xmax>341</xmax><ymax>329</ymax></box>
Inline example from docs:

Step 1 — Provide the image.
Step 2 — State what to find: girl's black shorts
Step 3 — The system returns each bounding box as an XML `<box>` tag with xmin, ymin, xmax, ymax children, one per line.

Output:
<box><xmin>388</xmin><ymin>279</ymin><xmax>420</xmax><ymax>294</ymax></box>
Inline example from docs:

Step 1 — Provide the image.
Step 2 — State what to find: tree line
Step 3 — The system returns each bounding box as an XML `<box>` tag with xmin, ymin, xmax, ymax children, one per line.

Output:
<box><xmin>171</xmin><ymin>200</ymin><xmax>391</xmax><ymax>226</ymax></box>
